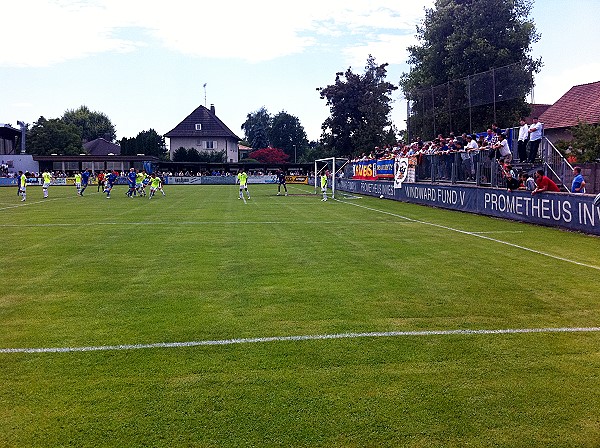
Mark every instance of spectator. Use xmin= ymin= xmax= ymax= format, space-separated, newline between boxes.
xmin=502 ymin=165 xmax=520 ymax=191
xmin=527 ymin=117 xmax=543 ymax=163
xmin=517 ymin=118 xmax=529 ymax=162
xmin=493 ymin=133 xmax=512 ymax=164
xmin=532 ymin=169 xmax=560 ymax=195
xmin=525 ymin=172 xmax=536 ymax=191
xmin=571 ymin=166 xmax=586 ymax=193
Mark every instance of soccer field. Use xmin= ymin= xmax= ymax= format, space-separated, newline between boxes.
xmin=1 ymin=183 xmax=600 ymax=447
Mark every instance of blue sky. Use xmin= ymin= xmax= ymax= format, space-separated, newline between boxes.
xmin=1 ymin=0 xmax=599 ymax=144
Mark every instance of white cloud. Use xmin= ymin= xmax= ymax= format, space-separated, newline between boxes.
xmin=1 ymin=0 xmax=432 ymax=67
xmin=343 ymin=33 xmax=418 ymax=68
xmin=534 ymin=63 xmax=600 ymax=105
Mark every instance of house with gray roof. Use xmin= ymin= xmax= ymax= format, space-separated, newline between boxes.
xmin=165 ymin=104 xmax=241 ymax=163
xmin=83 ymin=138 xmax=121 ymax=156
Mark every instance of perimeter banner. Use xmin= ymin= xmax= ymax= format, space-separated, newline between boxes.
xmin=375 ymin=159 xmax=394 ymax=179
xmin=286 ymin=175 xmax=308 ymax=184
xmin=352 ymin=159 xmax=377 ymax=180
xmin=336 ymin=179 xmax=600 ymax=235
xmin=394 ymin=158 xmax=409 ymax=188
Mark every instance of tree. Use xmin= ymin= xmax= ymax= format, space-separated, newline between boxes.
xmin=556 ymin=121 xmax=600 ymax=163
xmin=318 ymin=55 xmax=398 ymax=157
xmin=172 ymin=147 xmax=189 ymax=162
xmin=26 ymin=116 xmax=83 ymax=155
xmin=120 ymin=129 xmax=166 ymax=158
xmin=400 ymin=0 xmax=541 ymax=138
xmin=241 ymin=107 xmax=271 ymax=150
xmin=62 ymin=105 xmax=117 ymax=142
xmin=269 ymin=111 xmax=309 ymax=163
xmin=248 ymin=147 xmax=289 ymax=164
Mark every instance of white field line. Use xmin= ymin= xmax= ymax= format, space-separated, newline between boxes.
xmin=0 ymin=191 xmax=100 ymax=211
xmin=336 ymin=198 xmax=600 ymax=271
xmin=2 ymin=327 xmax=599 ymax=354
xmin=0 ymin=220 xmax=412 ymax=228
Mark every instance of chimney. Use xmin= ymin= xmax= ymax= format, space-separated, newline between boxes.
xmin=210 ymin=104 xmax=215 ymax=114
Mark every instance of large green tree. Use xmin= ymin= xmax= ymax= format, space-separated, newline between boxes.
xmin=241 ymin=107 xmax=271 ymax=150
xmin=62 ymin=105 xmax=117 ymax=142
xmin=318 ymin=55 xmax=398 ymax=157
xmin=26 ymin=116 xmax=83 ymax=155
xmin=400 ymin=0 xmax=542 ymax=139
xmin=120 ymin=129 xmax=166 ymax=158
xmin=269 ymin=111 xmax=309 ymax=163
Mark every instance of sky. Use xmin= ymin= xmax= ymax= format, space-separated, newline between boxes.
xmin=1 ymin=0 xmax=600 ymax=145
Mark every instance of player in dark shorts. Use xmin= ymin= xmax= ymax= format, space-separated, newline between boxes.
xmin=276 ymin=170 xmax=288 ymax=196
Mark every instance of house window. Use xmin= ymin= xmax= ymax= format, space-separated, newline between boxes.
xmin=204 ymin=141 xmax=217 ymax=150
xmin=195 ymin=124 xmax=202 ymax=131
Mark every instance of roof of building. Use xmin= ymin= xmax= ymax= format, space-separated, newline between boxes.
xmin=164 ymin=105 xmax=240 ymax=140
xmin=526 ymin=104 xmax=552 ymax=122
xmin=83 ymin=138 xmax=121 ymax=156
xmin=539 ymin=81 xmax=600 ymax=129
xmin=0 ymin=123 xmax=20 ymax=139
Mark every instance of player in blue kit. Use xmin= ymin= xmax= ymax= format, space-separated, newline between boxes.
xmin=104 ymin=170 xmax=118 ymax=198
xmin=126 ymin=168 xmax=137 ymax=198
xmin=79 ymin=169 xmax=91 ymax=196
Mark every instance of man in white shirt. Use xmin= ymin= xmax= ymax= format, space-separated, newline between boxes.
xmin=527 ymin=117 xmax=543 ymax=163
xmin=517 ymin=118 xmax=529 ymax=162
xmin=494 ymin=133 xmax=512 ymax=164
xmin=461 ymin=134 xmax=479 ymax=180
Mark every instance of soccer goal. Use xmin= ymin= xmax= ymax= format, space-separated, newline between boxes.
xmin=314 ymin=157 xmax=350 ymax=199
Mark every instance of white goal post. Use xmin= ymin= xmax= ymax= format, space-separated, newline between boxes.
xmin=314 ymin=157 xmax=350 ymax=199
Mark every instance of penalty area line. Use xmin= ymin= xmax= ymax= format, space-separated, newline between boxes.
xmin=2 ymin=326 xmax=600 ymax=354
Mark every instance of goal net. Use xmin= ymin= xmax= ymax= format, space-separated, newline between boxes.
xmin=314 ymin=157 xmax=350 ymax=199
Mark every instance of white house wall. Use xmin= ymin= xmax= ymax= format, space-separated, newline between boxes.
xmin=169 ymin=137 xmax=239 ymax=162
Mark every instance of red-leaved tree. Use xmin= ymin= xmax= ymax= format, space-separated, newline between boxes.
xmin=248 ymin=147 xmax=289 ymax=164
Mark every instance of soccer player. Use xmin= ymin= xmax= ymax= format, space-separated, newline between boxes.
xmin=148 ymin=174 xmax=162 ymax=199
xmin=126 ymin=168 xmax=137 ymax=198
xmin=320 ymin=170 xmax=329 ymax=201
xmin=80 ymin=169 xmax=91 ymax=196
xmin=74 ymin=171 xmax=82 ymax=195
xmin=136 ymin=170 xmax=147 ymax=197
xmin=41 ymin=170 xmax=53 ymax=199
xmin=104 ymin=170 xmax=118 ymax=198
xmin=237 ymin=168 xmax=250 ymax=200
xmin=156 ymin=173 xmax=166 ymax=196
xmin=276 ymin=170 xmax=288 ymax=196
xmin=18 ymin=170 xmax=27 ymax=201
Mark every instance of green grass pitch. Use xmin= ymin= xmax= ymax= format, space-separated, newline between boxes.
xmin=1 ymin=183 xmax=600 ymax=447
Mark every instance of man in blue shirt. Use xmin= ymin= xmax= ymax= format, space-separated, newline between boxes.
xmin=571 ymin=166 xmax=586 ymax=193
xmin=105 ymin=171 xmax=118 ymax=198
xmin=79 ymin=169 xmax=91 ymax=196
xmin=126 ymin=168 xmax=137 ymax=198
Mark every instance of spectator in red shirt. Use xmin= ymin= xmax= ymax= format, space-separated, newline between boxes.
xmin=532 ymin=169 xmax=560 ymax=195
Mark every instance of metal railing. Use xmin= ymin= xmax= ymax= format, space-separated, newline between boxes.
xmin=541 ymin=137 xmax=573 ymax=192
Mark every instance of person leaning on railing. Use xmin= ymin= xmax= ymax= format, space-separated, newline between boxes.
xmin=532 ymin=169 xmax=560 ymax=195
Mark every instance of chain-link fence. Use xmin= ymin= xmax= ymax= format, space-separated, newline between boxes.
xmin=407 ymin=63 xmax=533 ymax=140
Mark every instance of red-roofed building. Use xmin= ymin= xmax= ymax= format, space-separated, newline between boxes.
xmin=539 ymin=81 xmax=600 ymax=144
